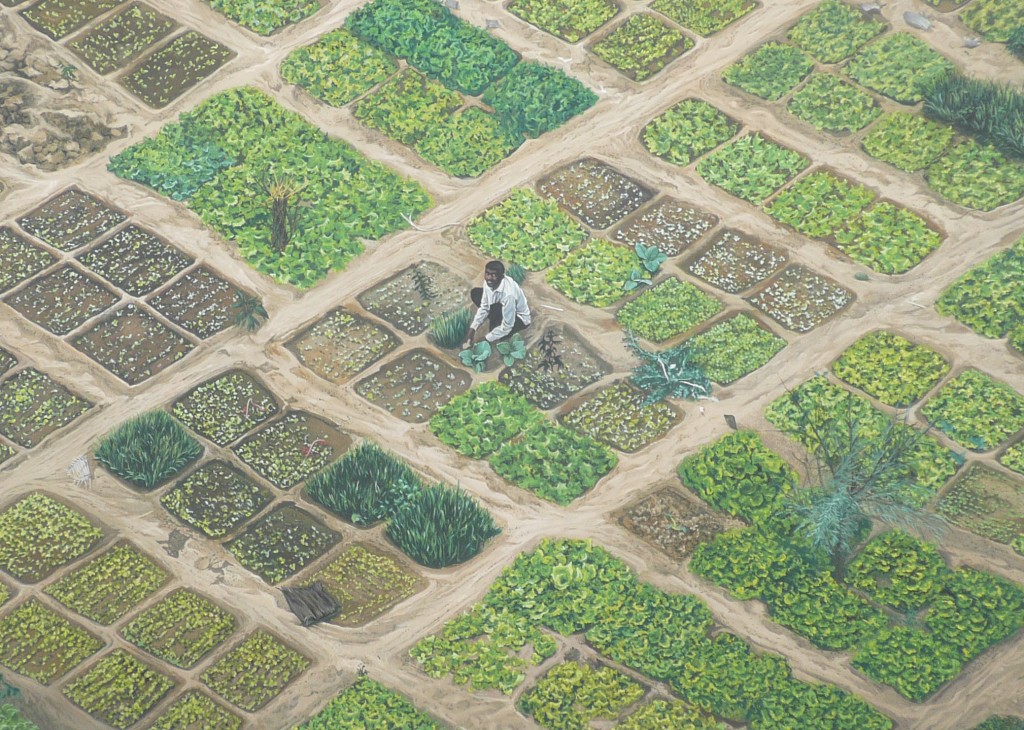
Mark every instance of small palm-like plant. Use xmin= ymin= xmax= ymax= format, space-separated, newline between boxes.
xmin=231 ymin=291 xmax=268 ymax=332
xmin=459 ymin=340 xmax=492 ymax=372
xmin=496 ymin=333 xmax=526 ymax=366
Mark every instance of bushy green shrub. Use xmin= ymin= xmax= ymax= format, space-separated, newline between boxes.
xmin=307 ymin=442 xmax=421 ymax=526
xmin=387 ymin=485 xmax=500 ymax=567
xmin=95 ymin=410 xmax=202 ymax=489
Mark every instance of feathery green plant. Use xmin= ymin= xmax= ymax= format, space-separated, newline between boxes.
xmin=429 ymin=307 xmax=472 ymax=349
xmin=386 ymin=484 xmax=500 ymax=567
xmin=624 ymin=332 xmax=712 ymax=404
xmin=95 ymin=411 xmax=202 ymax=489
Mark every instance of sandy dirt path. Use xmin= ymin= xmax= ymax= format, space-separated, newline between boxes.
xmin=1 ymin=0 xmax=1023 ymax=727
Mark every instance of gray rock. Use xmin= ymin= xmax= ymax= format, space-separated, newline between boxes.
xmin=904 ymin=11 xmax=932 ymax=30
xmin=860 ymin=2 xmax=882 ymax=11
xmin=963 ymin=37 xmax=981 ymax=48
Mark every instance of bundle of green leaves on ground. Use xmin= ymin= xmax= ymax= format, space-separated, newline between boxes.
xmin=489 ymin=421 xmax=617 ymax=505
xmin=923 ymin=72 xmax=1024 ymax=159
xmin=306 ymin=442 xmax=422 ymax=526
xmin=386 ymin=484 xmax=500 ymax=567
xmin=642 ymin=99 xmax=738 ymax=166
xmin=109 ymin=87 xmax=431 ymax=288
xmin=786 ymin=0 xmax=885 ymax=63
xmin=206 ymin=0 xmax=320 ymax=34
xmin=467 ymin=188 xmax=587 ymax=270
xmin=722 ymin=42 xmax=813 ymax=100
xmin=832 ymin=331 xmax=949 ymax=407
xmin=95 ymin=410 xmax=202 ymax=490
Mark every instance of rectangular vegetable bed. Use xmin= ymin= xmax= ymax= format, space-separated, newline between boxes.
xmin=16 ymin=188 xmax=126 ymax=251
xmin=498 ymin=325 xmax=610 ymax=409
xmin=233 ymin=411 xmax=351 ymax=489
xmin=538 ymin=158 xmax=654 ymax=229
xmin=356 ymin=348 xmax=471 ymax=423
xmin=78 ymin=224 xmax=192 ymax=296
xmin=357 ymin=261 xmax=467 ymax=335
xmin=0 ymin=369 xmax=92 ymax=447
xmin=4 ymin=265 xmax=119 ymax=336
xmin=289 ymin=308 xmax=400 ymax=385
xmin=120 ymin=30 xmax=235 ymax=108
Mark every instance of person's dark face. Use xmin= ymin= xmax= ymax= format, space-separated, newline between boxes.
xmin=484 ymin=268 xmax=503 ymax=289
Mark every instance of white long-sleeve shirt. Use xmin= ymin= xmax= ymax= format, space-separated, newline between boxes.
xmin=471 ymin=277 xmax=531 ymax=342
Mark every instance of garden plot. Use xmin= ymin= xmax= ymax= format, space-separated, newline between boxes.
xmin=686 ymin=229 xmax=785 ymax=293
xmin=357 ymin=261 xmax=467 ymax=335
xmin=19 ymin=0 xmax=124 ymax=39
xmin=45 ymin=541 xmax=168 ymax=624
xmin=233 ymin=411 xmax=351 ymax=489
xmin=280 ymin=27 xmax=396 ymax=106
xmin=467 ymin=189 xmax=588 ymax=271
xmin=67 ymin=2 xmax=177 ymax=74
xmin=201 ymin=631 xmax=310 ymax=711
xmin=616 ymin=277 xmax=723 ymax=343
xmin=172 ymin=370 xmax=279 ymax=446
xmin=64 ymin=650 xmax=174 ymax=729
xmin=786 ymin=74 xmax=880 ymax=133
xmin=861 ymin=113 xmax=953 ymax=173
xmin=747 ymin=265 xmax=852 ymax=333
xmin=0 ymin=492 xmax=102 ymax=584
xmin=0 ymin=227 xmax=56 ymax=294
xmin=651 ymin=0 xmax=756 ymax=35
xmin=0 ymin=599 xmax=102 ymax=683
xmin=110 ymin=87 xmax=431 ymax=288
xmin=4 ymin=265 xmax=118 ymax=336
xmin=412 ymin=538 xmax=892 ymax=728
xmin=122 ymin=589 xmax=235 ymax=668
xmin=588 ymin=13 xmax=692 ymax=82
xmin=299 ymin=543 xmax=423 ymax=626
xmin=289 ymin=308 xmax=399 ymax=384
xmin=120 ymin=30 xmax=235 ymax=108
xmin=95 ymin=410 xmax=201 ymax=491
xmin=78 ymin=224 xmax=192 ymax=296
xmin=962 ymin=0 xmax=1024 ymax=41
xmin=227 ymin=503 xmax=340 ymax=583
xmin=297 ymin=677 xmax=441 ymax=728
xmin=16 ymin=188 xmax=125 ymax=252
xmin=560 ymin=381 xmax=680 ymax=452
xmin=499 ymin=325 xmax=610 ymax=409
xmin=0 ymin=368 xmax=91 ymax=448
xmin=937 ymin=464 xmax=1024 ymax=550
xmin=921 ymin=369 xmax=1024 ymax=452
xmin=767 ymin=170 xmax=875 ymax=240
xmin=507 ymin=0 xmax=618 ymax=42
xmin=161 ymin=460 xmax=272 ymax=538
xmin=619 ymin=486 xmax=732 ymax=559
xmin=924 ymin=139 xmax=1024 ymax=212
xmin=204 ymin=0 xmax=322 ymax=35
xmin=643 ymin=99 xmax=739 ymax=168
xmin=147 ymin=267 xmax=241 ymax=339
xmin=546 ymin=239 xmax=639 ymax=307
xmin=150 ymin=692 xmax=242 ymax=730
xmin=844 ymin=32 xmax=954 ymax=105
xmin=356 ymin=348 xmax=471 ymax=423
xmin=937 ymin=236 xmax=1024 ymax=343
xmin=834 ymin=202 xmax=943 ymax=275
xmin=72 ymin=303 xmax=194 ymax=385
xmin=612 ymin=197 xmax=718 ymax=257
xmin=538 ymin=159 xmax=654 ymax=230
xmin=832 ymin=330 xmax=949 ymax=407
xmin=786 ymin=0 xmax=885 ymax=63
xmin=723 ymin=42 xmax=813 ymax=100
xmin=430 ymin=382 xmax=541 ymax=460
xmin=697 ymin=133 xmax=809 ymax=204
xmin=519 ymin=659 xmax=645 ymax=728
xmin=686 ymin=313 xmax=786 ymax=384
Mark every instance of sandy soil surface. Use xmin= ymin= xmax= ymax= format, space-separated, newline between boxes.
xmin=1 ymin=0 xmax=1023 ymax=727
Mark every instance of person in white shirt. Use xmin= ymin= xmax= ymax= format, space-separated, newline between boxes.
xmin=463 ymin=260 xmax=531 ymax=348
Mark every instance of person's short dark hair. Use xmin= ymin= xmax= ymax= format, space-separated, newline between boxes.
xmin=485 ymin=260 xmax=505 ymax=277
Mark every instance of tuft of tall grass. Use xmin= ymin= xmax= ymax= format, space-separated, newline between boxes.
xmin=386 ymin=485 xmax=500 ymax=568
xmin=507 ymin=263 xmax=526 ymax=284
xmin=429 ymin=306 xmax=472 ymax=349
xmin=922 ymin=72 xmax=1024 ymax=159
xmin=306 ymin=442 xmax=421 ymax=526
xmin=1010 ymin=26 xmax=1024 ymax=61
xmin=95 ymin=411 xmax=202 ymax=490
